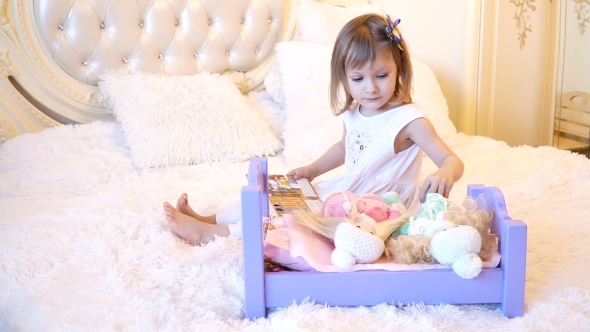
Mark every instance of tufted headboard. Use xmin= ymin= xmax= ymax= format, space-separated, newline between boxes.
xmin=34 ymin=0 xmax=287 ymax=86
xmin=0 ymin=0 xmax=298 ymax=141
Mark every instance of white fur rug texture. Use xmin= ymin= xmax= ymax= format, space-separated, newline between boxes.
xmin=1 ymin=119 xmax=590 ymax=331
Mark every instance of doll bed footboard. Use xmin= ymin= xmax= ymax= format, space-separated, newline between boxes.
xmin=241 ymin=158 xmax=527 ymax=319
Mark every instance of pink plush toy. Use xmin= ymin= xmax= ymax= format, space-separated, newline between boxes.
xmin=322 ymin=191 xmax=403 ymax=223
xmin=292 ymin=191 xmax=410 ymax=269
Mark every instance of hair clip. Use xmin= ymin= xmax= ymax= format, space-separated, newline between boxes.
xmin=384 ymin=15 xmax=404 ymax=52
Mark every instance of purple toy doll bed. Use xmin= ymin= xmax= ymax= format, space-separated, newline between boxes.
xmin=241 ymin=157 xmax=527 ymax=319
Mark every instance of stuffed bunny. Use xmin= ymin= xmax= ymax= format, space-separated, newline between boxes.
xmin=330 ymin=215 xmax=386 ymax=269
xmin=389 ymin=193 xmax=485 ymax=279
xmin=419 ymin=218 xmax=483 ymax=279
xmin=296 ymin=191 xmax=408 ymax=270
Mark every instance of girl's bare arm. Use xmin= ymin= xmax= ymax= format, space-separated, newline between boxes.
xmin=288 ymin=123 xmax=347 ymax=182
xmin=404 ymin=118 xmax=464 ymax=201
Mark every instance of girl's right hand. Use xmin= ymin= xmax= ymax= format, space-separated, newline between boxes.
xmin=287 ymin=167 xmax=314 ymax=181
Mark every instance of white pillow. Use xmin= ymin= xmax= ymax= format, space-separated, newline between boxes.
xmin=265 ymin=0 xmax=381 ymax=105
xmin=274 ymin=41 xmax=457 ymax=166
xmin=275 ymin=42 xmax=342 ymax=166
xmin=294 ymin=0 xmax=383 ymax=44
xmin=263 ymin=60 xmax=286 ymax=107
xmin=99 ymin=71 xmax=282 ymax=169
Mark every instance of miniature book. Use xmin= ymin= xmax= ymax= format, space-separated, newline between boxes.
xmin=267 ymin=175 xmax=322 ymax=217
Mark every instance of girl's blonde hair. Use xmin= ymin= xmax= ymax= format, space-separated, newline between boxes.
xmin=330 ymin=14 xmax=413 ymax=115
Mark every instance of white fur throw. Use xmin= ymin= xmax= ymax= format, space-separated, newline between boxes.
xmin=99 ymin=71 xmax=282 ymax=169
xmin=3 ymin=119 xmax=590 ymax=330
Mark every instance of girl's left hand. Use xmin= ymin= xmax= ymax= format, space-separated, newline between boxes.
xmin=419 ymin=168 xmax=456 ymax=202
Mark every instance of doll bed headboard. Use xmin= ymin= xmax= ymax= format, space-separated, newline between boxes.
xmin=0 ymin=0 xmax=295 ymax=141
xmin=241 ymin=157 xmax=528 ymax=319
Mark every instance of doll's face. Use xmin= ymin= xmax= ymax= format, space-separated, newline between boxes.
xmin=353 ymin=222 xmax=374 ymax=234
xmin=351 ymin=215 xmax=377 ymax=234
xmin=430 ymin=225 xmax=482 ymax=264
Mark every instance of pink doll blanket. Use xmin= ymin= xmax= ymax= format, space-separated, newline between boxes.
xmin=263 ymin=215 xmax=501 ymax=273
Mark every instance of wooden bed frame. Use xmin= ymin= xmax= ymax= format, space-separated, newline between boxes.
xmin=241 ymin=157 xmax=527 ymax=319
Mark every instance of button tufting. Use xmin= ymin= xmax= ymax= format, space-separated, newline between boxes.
xmin=38 ymin=1 xmax=283 ymax=86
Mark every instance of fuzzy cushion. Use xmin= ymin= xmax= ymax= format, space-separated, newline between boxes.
xmin=99 ymin=71 xmax=282 ymax=169
xmin=294 ymin=0 xmax=383 ymax=44
xmin=272 ymin=41 xmax=458 ymax=165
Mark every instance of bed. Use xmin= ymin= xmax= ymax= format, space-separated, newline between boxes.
xmin=2 ymin=0 xmax=590 ymax=331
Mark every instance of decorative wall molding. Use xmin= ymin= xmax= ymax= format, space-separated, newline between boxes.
xmin=84 ymin=91 xmax=107 ymax=107
xmin=0 ymin=0 xmax=8 ymax=26
xmin=0 ymin=113 xmax=15 ymax=143
xmin=510 ymin=0 xmax=537 ymax=49
xmin=0 ymin=47 xmax=18 ymax=77
xmin=574 ymin=0 xmax=590 ymax=34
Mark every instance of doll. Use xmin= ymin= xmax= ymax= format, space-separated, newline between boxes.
xmin=296 ymin=191 xmax=409 ymax=241
xmin=292 ymin=191 xmax=410 ymax=268
xmin=385 ymin=194 xmax=498 ymax=267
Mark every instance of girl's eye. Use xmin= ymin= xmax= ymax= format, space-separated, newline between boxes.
xmin=351 ymin=77 xmax=362 ymax=82
xmin=377 ymin=74 xmax=388 ymax=79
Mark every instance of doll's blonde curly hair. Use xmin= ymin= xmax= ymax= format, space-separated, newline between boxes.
xmin=384 ymin=197 xmax=498 ymax=264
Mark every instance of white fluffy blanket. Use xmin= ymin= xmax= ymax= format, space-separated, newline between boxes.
xmin=1 ymin=120 xmax=590 ymax=331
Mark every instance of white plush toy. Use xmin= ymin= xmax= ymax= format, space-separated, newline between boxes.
xmin=386 ymin=193 xmax=493 ymax=279
xmin=293 ymin=192 xmax=408 ymax=270
xmin=421 ymin=219 xmax=483 ymax=279
xmin=330 ymin=215 xmax=385 ymax=269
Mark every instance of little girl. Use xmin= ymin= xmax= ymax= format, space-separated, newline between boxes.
xmin=163 ymin=14 xmax=464 ymax=245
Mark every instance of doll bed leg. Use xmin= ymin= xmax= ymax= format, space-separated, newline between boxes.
xmin=499 ymin=218 xmax=527 ymax=317
xmin=242 ymin=158 xmax=268 ymax=319
xmin=467 ymin=184 xmax=527 ymax=318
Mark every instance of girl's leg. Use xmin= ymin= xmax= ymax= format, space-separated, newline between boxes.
xmin=176 ymin=193 xmax=217 ymax=224
xmin=163 ymin=202 xmax=229 ymax=245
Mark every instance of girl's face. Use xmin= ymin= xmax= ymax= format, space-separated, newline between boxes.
xmin=345 ymin=51 xmax=398 ymax=116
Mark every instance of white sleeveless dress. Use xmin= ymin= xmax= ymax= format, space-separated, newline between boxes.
xmin=314 ymin=103 xmax=426 ymax=214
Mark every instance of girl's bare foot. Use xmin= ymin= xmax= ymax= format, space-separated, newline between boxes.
xmin=176 ymin=193 xmax=216 ymax=224
xmin=163 ymin=202 xmax=229 ymax=245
